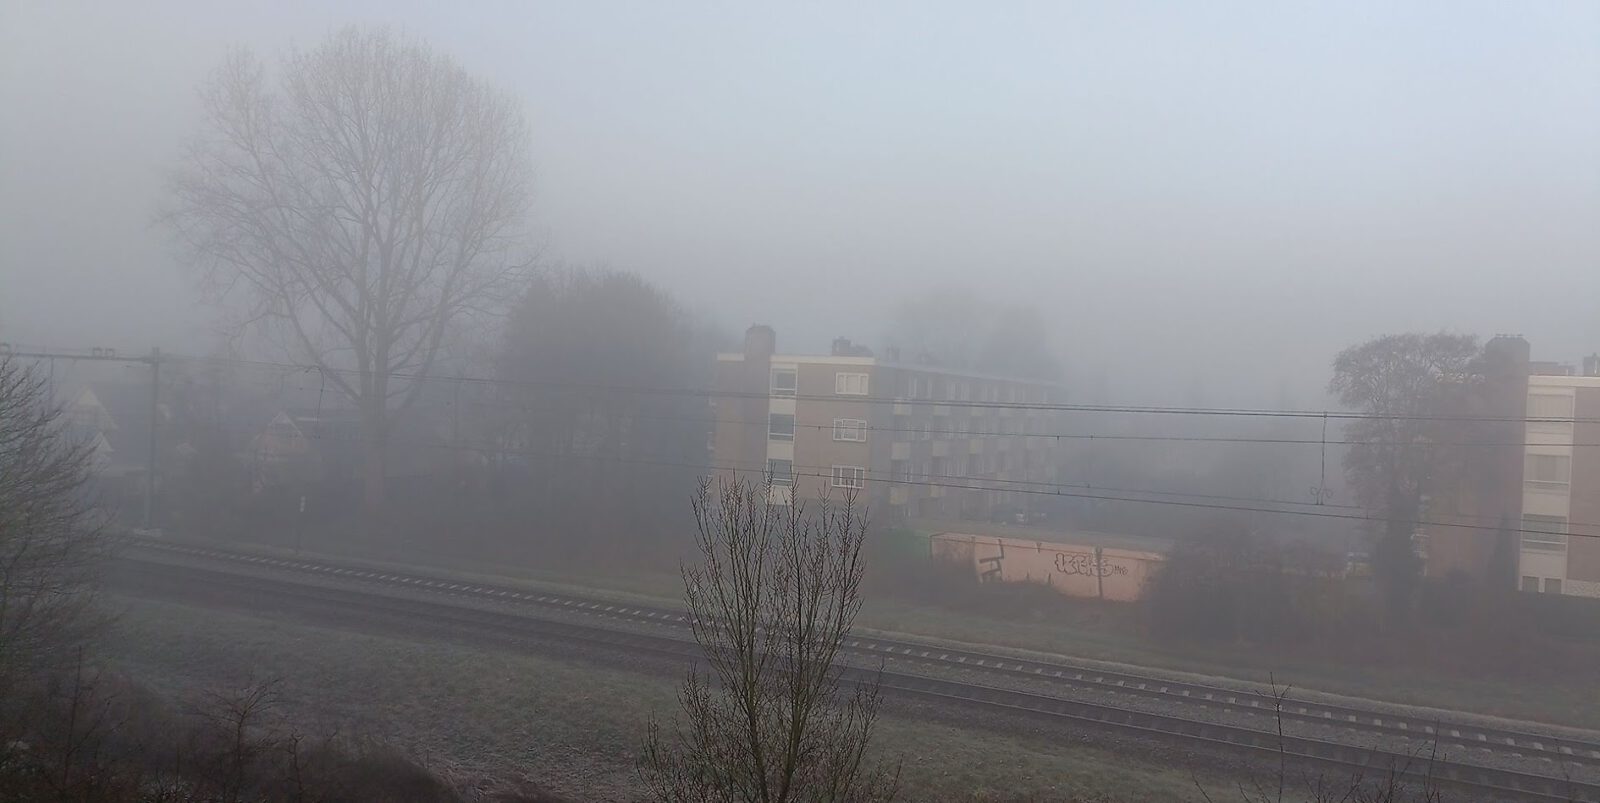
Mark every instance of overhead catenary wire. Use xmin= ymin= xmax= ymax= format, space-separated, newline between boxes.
xmin=593 ymin=410 xmax=1600 ymax=449
xmin=17 ymin=346 xmax=1591 ymax=536
xmin=228 ymin=418 xmax=1600 ymax=543
xmin=32 ymin=353 xmax=1590 ymax=449
xmin=142 ymin=351 xmax=1600 ymax=426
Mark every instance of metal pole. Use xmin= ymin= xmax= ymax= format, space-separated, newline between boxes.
xmin=142 ymin=347 xmax=160 ymax=530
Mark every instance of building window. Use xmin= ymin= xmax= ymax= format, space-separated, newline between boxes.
xmin=767 ymin=458 xmax=793 ymax=485
xmin=832 ymin=418 xmax=867 ymax=442
xmin=1525 ymin=454 xmax=1571 ymax=487
xmin=771 ymin=367 xmax=797 ymax=396
xmin=1521 ymin=575 xmax=1538 ymax=592
xmin=831 ymin=465 xmax=865 ymax=489
xmin=1528 ymin=394 xmax=1574 ymax=420
xmin=1521 ymin=514 xmax=1568 ymax=551
xmin=904 ymin=375 xmax=922 ymax=399
xmin=835 ymin=372 xmax=869 ymax=396
xmin=889 ymin=459 xmax=908 ymax=482
xmin=1544 ymin=578 xmax=1564 ymax=595
xmin=768 ymin=413 xmax=795 ymax=441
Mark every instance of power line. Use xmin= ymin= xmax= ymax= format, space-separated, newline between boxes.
xmin=15 ymin=348 xmax=1574 ymax=537
xmin=605 ymin=410 xmax=1600 ymax=449
xmin=32 ymin=351 xmax=1589 ymax=448
xmin=146 ymin=351 xmax=1600 ymax=426
xmin=225 ymin=419 xmax=1600 ymax=543
xmin=186 ymin=415 xmax=1380 ymax=517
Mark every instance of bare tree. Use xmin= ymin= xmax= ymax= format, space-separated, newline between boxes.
xmin=1329 ymin=332 xmax=1480 ymax=622
xmin=0 ymin=357 xmax=106 ymax=699
xmin=641 ymin=477 xmax=898 ymax=803
xmin=165 ymin=27 xmax=534 ymax=514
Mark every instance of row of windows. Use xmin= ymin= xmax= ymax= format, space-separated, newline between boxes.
xmin=1521 ymin=576 xmax=1563 ymax=594
xmin=891 ymin=414 xmax=1045 ymax=438
xmin=770 ymin=368 xmax=870 ymax=397
xmin=889 ymin=453 xmax=1015 ymax=480
xmin=763 ymin=459 xmax=864 ymax=490
xmin=772 ymin=367 xmax=1050 ymax=403
xmin=769 ymin=412 xmax=1049 ymax=443
xmin=900 ymin=375 xmax=1049 ymax=404
xmin=768 ymin=414 xmax=868 ymax=442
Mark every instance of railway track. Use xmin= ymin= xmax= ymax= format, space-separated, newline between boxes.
xmin=115 ymin=540 xmax=1600 ymax=802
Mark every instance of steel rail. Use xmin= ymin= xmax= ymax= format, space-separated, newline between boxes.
xmin=118 ymin=539 xmax=1600 ymax=767
xmin=111 ymin=552 xmax=1599 ymax=802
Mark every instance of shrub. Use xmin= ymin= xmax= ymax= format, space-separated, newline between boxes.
xmin=1144 ymin=528 xmax=1349 ymax=645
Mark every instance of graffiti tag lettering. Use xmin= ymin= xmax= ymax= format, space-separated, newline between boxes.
xmin=1053 ymin=551 xmax=1128 ymax=577
xmin=977 ymin=554 xmax=1004 ymax=582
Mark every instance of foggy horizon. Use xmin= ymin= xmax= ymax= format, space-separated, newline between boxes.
xmin=7 ymin=7 xmax=1600 ymax=800
xmin=4 ymin=1 xmax=1599 ymax=406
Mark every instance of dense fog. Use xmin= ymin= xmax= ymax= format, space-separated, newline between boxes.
xmin=4 ymin=4 xmax=1600 ymax=802
xmin=5 ymin=2 xmax=1598 ymax=406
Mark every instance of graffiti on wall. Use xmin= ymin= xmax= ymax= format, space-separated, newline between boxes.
xmin=1053 ymin=551 xmax=1130 ymax=578
xmin=931 ymin=532 xmax=1164 ymax=602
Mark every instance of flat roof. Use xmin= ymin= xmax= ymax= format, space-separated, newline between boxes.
xmin=717 ymin=353 xmax=1063 ymax=387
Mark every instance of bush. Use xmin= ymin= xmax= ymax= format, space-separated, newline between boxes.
xmin=0 ymin=667 xmax=469 ymax=803
xmin=1144 ymin=528 xmax=1352 ymax=645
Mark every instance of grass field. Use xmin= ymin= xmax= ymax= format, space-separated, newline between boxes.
xmin=101 ymin=594 xmax=1239 ymax=802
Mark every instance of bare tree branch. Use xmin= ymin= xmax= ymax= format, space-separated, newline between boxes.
xmin=641 ymin=476 xmax=900 ymax=803
xmin=163 ymin=27 xmax=533 ymax=513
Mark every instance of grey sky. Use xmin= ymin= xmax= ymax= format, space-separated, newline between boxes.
xmin=3 ymin=1 xmax=1597 ymax=404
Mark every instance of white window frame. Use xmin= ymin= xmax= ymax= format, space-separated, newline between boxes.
xmin=831 ymin=464 xmax=865 ymax=489
xmin=1525 ymin=454 xmax=1571 ymax=487
xmin=768 ymin=413 xmax=795 ymax=441
xmin=835 ymin=372 xmax=870 ymax=396
xmin=767 ymin=458 xmax=794 ymax=485
xmin=1521 ymin=514 xmax=1568 ymax=552
xmin=1528 ymin=394 xmax=1574 ymax=420
xmin=771 ymin=367 xmax=797 ymax=397
xmin=832 ymin=418 xmax=867 ymax=442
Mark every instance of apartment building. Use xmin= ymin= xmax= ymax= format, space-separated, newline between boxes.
xmin=1511 ymin=367 xmax=1600 ymax=596
xmin=710 ymin=326 xmax=1064 ymax=522
xmin=1424 ymin=336 xmax=1600 ymax=598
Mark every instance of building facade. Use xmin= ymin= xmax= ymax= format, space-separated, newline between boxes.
xmin=1424 ymin=337 xmax=1600 ymax=598
xmin=710 ymin=326 xmax=1064 ymax=523
xmin=1511 ymin=371 xmax=1600 ymax=596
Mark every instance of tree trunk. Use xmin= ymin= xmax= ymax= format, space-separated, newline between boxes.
xmin=362 ymin=398 xmax=388 ymax=527
xmin=363 ymin=437 xmax=386 ymax=522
